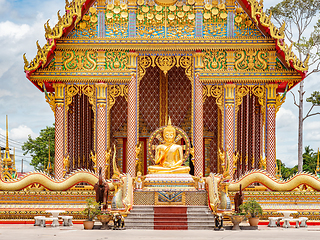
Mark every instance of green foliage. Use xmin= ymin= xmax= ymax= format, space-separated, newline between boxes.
xmin=277 ymin=146 xmax=319 ymax=179
xmin=22 ymin=125 xmax=55 ymax=171
xmin=276 ymin=159 xmax=298 ymax=180
xmin=239 ymin=199 xmax=263 ymax=218
xmin=302 ymin=146 xmax=319 ymax=173
xmin=81 ymin=198 xmax=101 ymax=221
xmin=306 ymin=91 xmax=320 ymax=105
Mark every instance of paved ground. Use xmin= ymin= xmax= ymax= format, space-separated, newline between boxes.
xmin=1 ymin=224 xmax=320 ymax=240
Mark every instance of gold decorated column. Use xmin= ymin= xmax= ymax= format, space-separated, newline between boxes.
xmin=224 ymin=84 xmax=236 ymax=179
xmin=266 ymin=84 xmax=277 ymax=176
xmin=127 ymin=52 xmax=139 ymax=177
xmin=194 ymin=51 xmax=204 ymax=176
xmin=53 ymin=83 xmax=65 ymax=180
xmin=96 ymin=83 xmax=107 ymax=179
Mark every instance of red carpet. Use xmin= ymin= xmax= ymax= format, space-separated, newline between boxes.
xmin=154 ymin=206 xmax=188 ymax=230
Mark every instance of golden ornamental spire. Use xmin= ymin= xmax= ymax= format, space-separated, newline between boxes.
xmin=316 ymin=148 xmax=320 ymax=176
xmin=5 ymin=115 xmax=9 ymax=151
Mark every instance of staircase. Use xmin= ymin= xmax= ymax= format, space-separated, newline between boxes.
xmin=125 ymin=206 xmax=215 ymax=230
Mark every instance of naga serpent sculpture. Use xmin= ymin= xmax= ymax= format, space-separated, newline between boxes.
xmin=0 ymin=170 xmax=114 ymax=191
xmin=0 ymin=169 xmax=319 ymax=194
xmin=229 ymin=170 xmax=320 ymax=192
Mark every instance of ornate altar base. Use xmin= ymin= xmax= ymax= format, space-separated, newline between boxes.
xmin=133 ymin=190 xmax=208 ymax=206
xmin=143 ymin=174 xmax=196 ymax=191
xmin=134 ymin=173 xmax=207 ymax=206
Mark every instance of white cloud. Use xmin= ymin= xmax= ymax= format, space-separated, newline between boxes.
xmin=276 ymin=107 xmax=297 ymax=130
xmin=305 ymin=131 xmax=320 ymax=141
xmin=0 ymin=21 xmax=30 ymax=41
xmin=304 ymin=121 xmax=320 ymax=131
xmin=0 ymin=125 xmax=38 ymax=142
xmin=11 ymin=125 xmax=38 ymax=141
xmin=0 ymin=0 xmax=9 ymax=14
xmin=0 ymin=89 xmax=13 ymax=98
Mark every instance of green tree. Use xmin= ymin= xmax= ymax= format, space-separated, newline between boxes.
xmin=276 ymin=159 xmax=298 ymax=180
xmin=22 ymin=125 xmax=55 ymax=171
xmin=277 ymin=146 xmax=319 ymax=179
xmin=302 ymin=145 xmax=318 ymax=173
xmin=269 ymin=0 xmax=320 ymax=172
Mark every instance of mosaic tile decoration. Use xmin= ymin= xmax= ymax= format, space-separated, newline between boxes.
xmin=267 ymin=105 xmax=276 ymax=176
xmin=168 ymin=66 xmax=191 ymax=127
xmin=203 ymin=96 xmax=219 ymax=173
xmin=133 ymin=190 xmax=207 ymax=206
xmin=236 ymin=95 xmax=263 ymax=177
xmin=127 ymin=74 xmax=137 ymax=177
xmin=97 ymin=105 xmax=106 ymax=178
xmin=55 ymin=105 xmax=64 ymax=180
xmin=67 ymin=95 xmax=94 ymax=172
xmin=194 ymin=75 xmax=203 ymax=176
xmin=139 ymin=66 xmax=160 ymax=132
xmin=110 ymin=95 xmax=128 ymax=175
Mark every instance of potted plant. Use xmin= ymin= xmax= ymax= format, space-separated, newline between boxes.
xmin=81 ymin=198 xmax=101 ymax=229
xmin=230 ymin=212 xmax=246 ymax=230
xmin=239 ymin=199 xmax=263 ymax=226
xmin=97 ymin=211 xmax=113 ymax=230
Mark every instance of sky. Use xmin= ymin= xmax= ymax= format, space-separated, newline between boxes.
xmin=0 ymin=0 xmax=319 ymax=173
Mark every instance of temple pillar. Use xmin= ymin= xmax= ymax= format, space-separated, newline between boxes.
xmin=194 ymin=0 xmax=204 ymax=38
xmin=53 ymin=83 xmax=65 ymax=180
xmin=194 ymin=51 xmax=204 ymax=176
xmin=224 ymin=84 xmax=236 ymax=179
xmin=96 ymin=83 xmax=107 ymax=179
xmin=266 ymin=84 xmax=277 ymax=176
xmin=127 ymin=52 xmax=138 ymax=177
xmin=226 ymin=0 xmax=235 ymax=37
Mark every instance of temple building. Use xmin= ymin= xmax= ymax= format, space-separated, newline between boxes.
xmin=23 ymin=0 xmax=308 ymax=181
xmin=0 ymin=116 xmax=17 ymax=180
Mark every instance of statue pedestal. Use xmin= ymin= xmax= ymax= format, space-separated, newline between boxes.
xmin=133 ymin=174 xmax=208 ymax=206
xmin=143 ymin=174 xmax=196 ymax=192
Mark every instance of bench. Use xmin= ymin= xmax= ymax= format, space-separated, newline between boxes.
xmin=281 ymin=218 xmax=293 ymax=228
xmin=299 ymin=217 xmax=308 ymax=227
xmin=281 ymin=218 xmax=302 ymax=228
xmin=61 ymin=216 xmax=73 ymax=226
xmin=268 ymin=217 xmax=283 ymax=227
xmin=39 ymin=217 xmax=59 ymax=227
xmin=34 ymin=216 xmax=45 ymax=226
xmin=290 ymin=219 xmax=300 ymax=228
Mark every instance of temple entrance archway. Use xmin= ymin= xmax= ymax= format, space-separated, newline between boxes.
xmin=139 ymin=63 xmax=192 ymax=174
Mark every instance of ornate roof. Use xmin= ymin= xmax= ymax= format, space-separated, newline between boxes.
xmin=23 ymin=0 xmax=308 ymax=91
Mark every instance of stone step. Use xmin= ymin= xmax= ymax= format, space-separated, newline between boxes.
xmin=154 ymin=213 xmax=188 ymax=218
xmin=126 ymin=213 xmax=154 ymax=217
xmin=125 ymin=226 xmax=154 ymax=229
xmin=125 ymin=218 xmax=154 ymax=223
xmin=131 ymin=207 xmax=154 ymax=211
xmin=187 ymin=218 xmax=216 ymax=222
xmin=125 ymin=222 xmax=154 ymax=226
xmin=154 ymin=225 xmax=188 ymax=230
xmin=187 ymin=222 xmax=215 ymax=226
xmin=154 ymin=220 xmax=188 ymax=225
xmin=188 ymin=226 xmax=215 ymax=230
xmin=188 ymin=215 xmax=214 ymax=219
xmin=126 ymin=205 xmax=215 ymax=230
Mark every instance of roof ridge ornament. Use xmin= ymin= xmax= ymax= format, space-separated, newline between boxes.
xmin=247 ymin=0 xmax=308 ymax=72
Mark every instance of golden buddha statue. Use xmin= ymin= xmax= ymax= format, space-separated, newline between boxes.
xmin=148 ymin=119 xmax=190 ymax=174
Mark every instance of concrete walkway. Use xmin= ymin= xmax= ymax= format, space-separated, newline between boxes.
xmin=1 ymin=224 xmax=320 ymax=240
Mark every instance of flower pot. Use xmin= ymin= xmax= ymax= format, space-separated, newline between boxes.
xmin=83 ymin=220 xmax=94 ymax=229
xmin=97 ymin=214 xmax=113 ymax=230
xmin=248 ymin=217 xmax=259 ymax=226
xmin=230 ymin=215 xmax=246 ymax=230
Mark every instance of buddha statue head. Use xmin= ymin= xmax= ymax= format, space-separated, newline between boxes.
xmin=163 ymin=117 xmax=176 ymax=144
